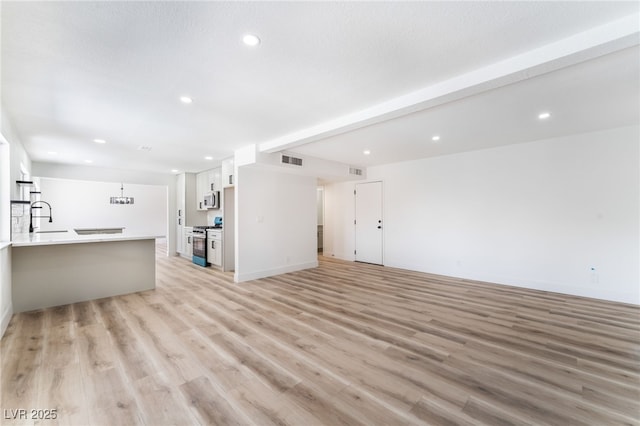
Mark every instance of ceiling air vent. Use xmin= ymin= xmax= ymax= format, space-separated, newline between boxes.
xmin=281 ymin=154 xmax=303 ymax=166
xmin=349 ymin=167 xmax=363 ymax=176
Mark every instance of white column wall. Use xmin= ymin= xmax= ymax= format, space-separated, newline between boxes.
xmin=235 ymin=165 xmax=318 ymax=282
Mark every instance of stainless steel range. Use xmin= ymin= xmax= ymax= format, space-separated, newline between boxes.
xmin=192 ymin=225 xmax=218 ymax=266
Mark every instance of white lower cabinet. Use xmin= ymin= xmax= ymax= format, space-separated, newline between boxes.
xmin=207 ymin=230 xmax=222 ymax=267
xmin=184 ymin=227 xmax=193 ymax=258
xmin=176 ymin=224 xmax=184 ymax=254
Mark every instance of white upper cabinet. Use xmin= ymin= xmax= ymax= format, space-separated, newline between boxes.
xmin=208 ymin=167 xmax=222 ymax=192
xmin=222 ymin=157 xmax=234 ymax=188
xmin=196 ymin=167 xmax=222 ymax=210
xmin=195 ymin=171 xmax=208 ymax=211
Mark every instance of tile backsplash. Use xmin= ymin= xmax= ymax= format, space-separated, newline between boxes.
xmin=11 ymin=204 xmax=29 ymax=235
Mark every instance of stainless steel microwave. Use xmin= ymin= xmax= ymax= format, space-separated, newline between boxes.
xmin=204 ymin=191 xmax=220 ymax=209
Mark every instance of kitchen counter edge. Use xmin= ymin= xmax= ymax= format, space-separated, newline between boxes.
xmin=11 ymin=233 xmax=164 ymax=247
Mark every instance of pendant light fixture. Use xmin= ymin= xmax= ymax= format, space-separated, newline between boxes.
xmin=110 ymin=183 xmax=134 ymax=205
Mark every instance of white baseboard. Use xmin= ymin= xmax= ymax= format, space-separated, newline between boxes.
xmin=235 ymin=260 xmax=319 ymax=283
xmin=323 ymin=251 xmax=355 ymax=262
xmin=386 ymin=259 xmax=640 ymax=305
xmin=1 ymin=304 xmax=13 ymax=339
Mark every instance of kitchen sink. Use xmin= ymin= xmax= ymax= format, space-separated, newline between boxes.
xmin=35 ymin=230 xmax=68 ymax=233
xmin=74 ymin=227 xmax=125 ymax=235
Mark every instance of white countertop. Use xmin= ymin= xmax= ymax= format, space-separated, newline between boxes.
xmin=11 ymin=231 xmax=163 ymax=247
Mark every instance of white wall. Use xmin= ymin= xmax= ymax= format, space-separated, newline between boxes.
xmin=323 ymin=126 xmax=639 ymax=304
xmin=0 ymin=247 xmax=11 ymax=336
xmin=0 ymin=138 xmax=10 ymax=336
xmin=1 ymin=106 xmax=32 ymax=337
xmin=1 ymin=142 xmax=10 ymax=242
xmin=3 ymin=107 xmax=33 ymax=236
xmin=33 ymin=162 xmax=175 ymax=186
xmin=35 ymin=178 xmax=167 ymax=236
xmin=3 ymin=110 xmax=32 ymax=202
xmin=235 ymin=165 xmax=318 ymax=282
xmin=33 ymin=162 xmax=176 ymax=252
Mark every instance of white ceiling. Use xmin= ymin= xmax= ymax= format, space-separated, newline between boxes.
xmin=1 ymin=1 xmax=639 ymax=175
xmin=294 ymin=46 xmax=640 ymax=167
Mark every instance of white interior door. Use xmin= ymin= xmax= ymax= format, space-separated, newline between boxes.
xmin=355 ymin=181 xmax=383 ymax=265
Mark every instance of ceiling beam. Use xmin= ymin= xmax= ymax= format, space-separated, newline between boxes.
xmin=259 ymin=13 xmax=640 ymax=154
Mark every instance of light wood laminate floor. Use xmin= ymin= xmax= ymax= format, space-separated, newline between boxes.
xmin=2 ymin=243 xmax=639 ymax=425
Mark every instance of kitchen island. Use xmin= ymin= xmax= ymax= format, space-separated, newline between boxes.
xmin=11 ymin=231 xmax=161 ymax=312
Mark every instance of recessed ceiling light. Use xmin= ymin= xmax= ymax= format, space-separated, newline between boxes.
xmin=180 ymin=96 xmax=193 ymax=104
xmin=243 ymin=34 xmax=261 ymax=46
xmin=204 ymin=156 xmax=213 ymax=160
xmin=538 ymin=112 xmax=551 ymax=120
xmin=432 ymin=135 xmax=441 ymax=142
xmin=171 ymin=169 xmax=179 ymax=173
xmin=84 ymin=159 xmax=93 ymax=163
xmin=93 ymin=138 xmax=106 ymax=144
xmin=363 ymin=150 xmax=371 ymax=155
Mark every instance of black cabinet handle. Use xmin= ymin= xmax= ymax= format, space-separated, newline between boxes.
xmin=377 ymin=226 xmax=382 ymax=229
xmin=211 ymin=241 xmax=214 ymax=249
xmin=188 ymin=236 xmax=191 ymax=243
xmin=178 ymin=218 xmax=181 ymax=225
